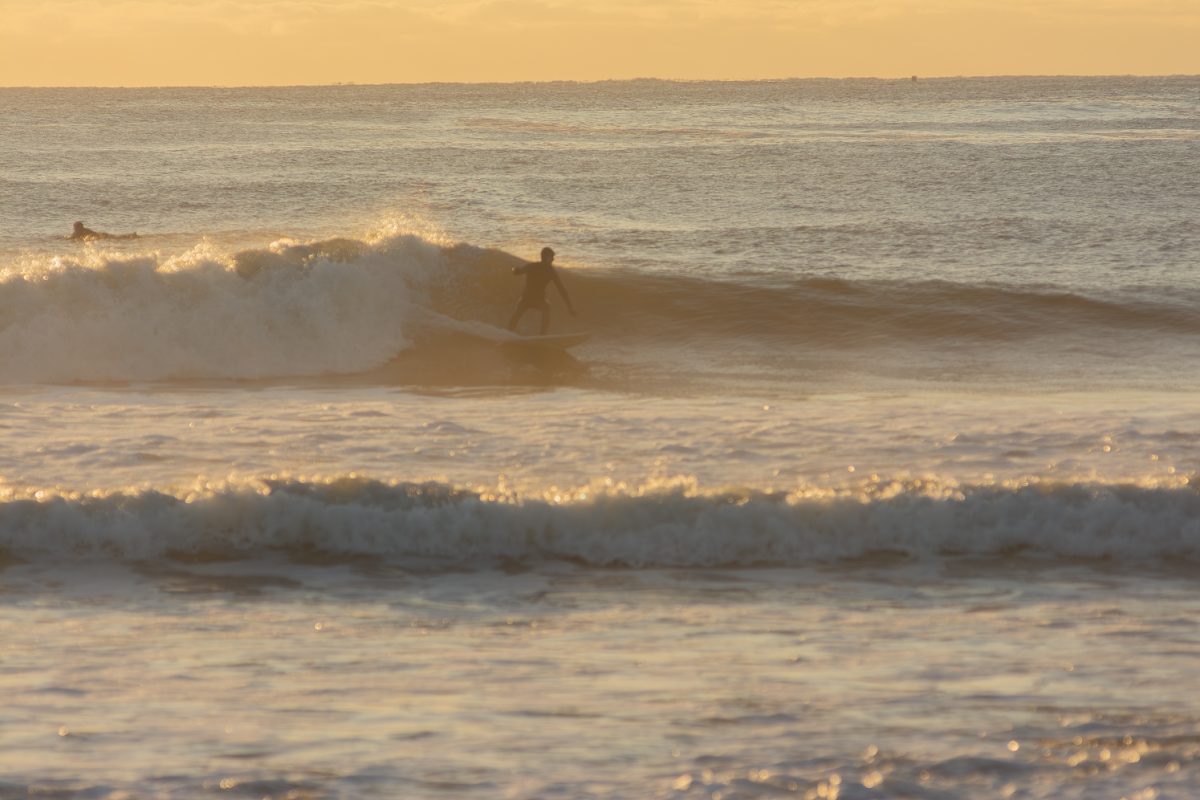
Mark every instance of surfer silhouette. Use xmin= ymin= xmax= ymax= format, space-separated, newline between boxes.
xmin=506 ymin=246 xmax=575 ymax=334
xmin=68 ymin=221 xmax=138 ymax=241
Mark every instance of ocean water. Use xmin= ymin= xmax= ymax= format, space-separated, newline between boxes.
xmin=1 ymin=76 xmax=1199 ymax=799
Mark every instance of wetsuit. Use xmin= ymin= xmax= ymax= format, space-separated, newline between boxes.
xmin=68 ymin=225 xmax=102 ymax=241
xmin=514 ymin=260 xmax=557 ymax=311
xmin=68 ymin=224 xmax=138 ymax=241
xmin=507 ymin=257 xmax=573 ymax=334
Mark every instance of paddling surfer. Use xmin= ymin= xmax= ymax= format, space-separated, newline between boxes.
xmin=506 ymin=246 xmax=575 ymax=334
xmin=68 ymin=221 xmax=138 ymax=241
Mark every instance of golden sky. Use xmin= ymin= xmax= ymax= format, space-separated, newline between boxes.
xmin=2 ymin=0 xmax=1197 ymax=86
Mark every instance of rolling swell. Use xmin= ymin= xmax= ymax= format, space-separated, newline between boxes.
xmin=522 ymin=271 xmax=1200 ymax=346
xmin=1 ymin=475 xmax=1198 ymax=567
xmin=1 ymin=230 xmax=1197 ymax=384
xmin=367 ymin=242 xmax=1200 ymax=352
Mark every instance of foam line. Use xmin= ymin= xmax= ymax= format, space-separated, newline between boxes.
xmin=2 ymin=476 xmax=1197 ymax=567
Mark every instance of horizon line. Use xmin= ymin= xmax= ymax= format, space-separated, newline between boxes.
xmin=2 ymin=72 xmax=1196 ymax=91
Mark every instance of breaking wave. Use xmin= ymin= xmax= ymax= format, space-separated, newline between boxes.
xmin=0 ymin=235 xmax=452 ymax=383
xmin=1 ymin=229 xmax=1198 ymax=384
xmin=2 ymin=475 xmax=1198 ymax=568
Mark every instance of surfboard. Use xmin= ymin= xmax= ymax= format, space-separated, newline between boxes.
xmin=502 ymin=332 xmax=591 ymax=351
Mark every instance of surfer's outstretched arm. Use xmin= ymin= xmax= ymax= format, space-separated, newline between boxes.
xmin=553 ymin=272 xmax=575 ymax=316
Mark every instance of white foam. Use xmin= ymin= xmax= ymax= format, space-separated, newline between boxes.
xmin=1 ymin=475 xmax=1197 ymax=567
xmin=0 ymin=235 xmax=448 ymax=382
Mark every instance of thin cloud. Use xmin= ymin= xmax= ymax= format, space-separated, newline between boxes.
xmin=7 ymin=0 xmax=1197 ymax=34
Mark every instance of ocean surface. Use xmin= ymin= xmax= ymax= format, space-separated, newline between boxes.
xmin=1 ymin=76 xmax=1199 ymax=799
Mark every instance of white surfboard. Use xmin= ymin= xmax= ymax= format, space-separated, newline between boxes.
xmin=422 ymin=316 xmax=589 ymax=351
xmin=501 ymin=332 xmax=591 ymax=350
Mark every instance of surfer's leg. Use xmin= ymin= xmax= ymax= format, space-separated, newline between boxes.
xmin=506 ymin=301 xmax=527 ymax=331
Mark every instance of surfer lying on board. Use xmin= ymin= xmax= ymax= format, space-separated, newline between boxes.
xmin=68 ymin=221 xmax=139 ymax=241
xmin=506 ymin=246 xmax=576 ymax=334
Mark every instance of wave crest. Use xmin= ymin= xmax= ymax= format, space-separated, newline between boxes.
xmin=3 ymin=229 xmax=1198 ymax=384
xmin=2 ymin=475 xmax=1198 ymax=567
xmin=0 ymin=235 xmax=443 ymax=383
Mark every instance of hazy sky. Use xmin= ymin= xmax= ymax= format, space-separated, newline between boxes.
xmin=2 ymin=0 xmax=1197 ymax=86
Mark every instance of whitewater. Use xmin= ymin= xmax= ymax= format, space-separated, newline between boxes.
xmin=2 ymin=77 xmax=1199 ymax=799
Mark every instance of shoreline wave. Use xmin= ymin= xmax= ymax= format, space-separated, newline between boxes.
xmin=2 ymin=475 xmax=1198 ymax=568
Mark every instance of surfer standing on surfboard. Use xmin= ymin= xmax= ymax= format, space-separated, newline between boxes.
xmin=506 ymin=246 xmax=576 ymax=334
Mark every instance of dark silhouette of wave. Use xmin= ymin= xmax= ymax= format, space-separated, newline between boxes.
xmin=1 ymin=232 xmax=1195 ymax=384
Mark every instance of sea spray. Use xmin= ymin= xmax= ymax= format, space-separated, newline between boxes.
xmin=0 ymin=236 xmax=447 ymax=382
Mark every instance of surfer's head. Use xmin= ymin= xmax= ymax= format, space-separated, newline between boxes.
xmin=540 ymin=246 xmax=555 ymax=263
xmin=73 ymin=221 xmax=85 ymax=234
